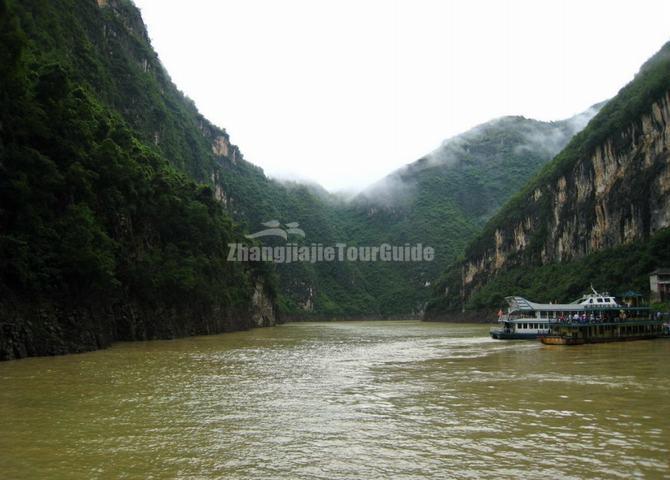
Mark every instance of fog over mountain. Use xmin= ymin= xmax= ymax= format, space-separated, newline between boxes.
xmin=357 ymin=104 xmax=603 ymax=209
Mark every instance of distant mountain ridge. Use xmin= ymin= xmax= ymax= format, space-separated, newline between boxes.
xmin=341 ymin=108 xmax=602 ymax=315
xmin=359 ymin=106 xmax=602 ymax=210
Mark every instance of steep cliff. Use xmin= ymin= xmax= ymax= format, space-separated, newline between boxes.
xmin=426 ymin=42 xmax=670 ymax=317
xmin=0 ymin=0 xmax=280 ymax=360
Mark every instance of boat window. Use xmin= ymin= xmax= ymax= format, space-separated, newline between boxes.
xmin=597 ymin=298 xmax=603 ymax=303
xmin=589 ymin=299 xmax=593 ymax=304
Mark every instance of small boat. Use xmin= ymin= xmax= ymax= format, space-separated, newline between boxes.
xmin=490 ymin=288 xmax=658 ymax=341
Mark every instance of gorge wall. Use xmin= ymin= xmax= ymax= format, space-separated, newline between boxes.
xmin=426 ymin=42 xmax=670 ymax=316
xmin=0 ymin=0 xmax=281 ymax=360
xmin=464 ymin=91 xmax=670 ymax=287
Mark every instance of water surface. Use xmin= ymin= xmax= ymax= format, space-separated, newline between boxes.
xmin=1 ymin=321 xmax=669 ymax=479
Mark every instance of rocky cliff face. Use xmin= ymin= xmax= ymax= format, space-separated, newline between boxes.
xmin=251 ymin=281 xmax=279 ymax=327
xmin=461 ymin=91 xmax=670 ymax=299
xmin=0 ymin=287 xmax=279 ymax=360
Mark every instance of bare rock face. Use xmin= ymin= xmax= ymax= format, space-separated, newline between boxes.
xmin=212 ymin=136 xmax=230 ymax=157
xmin=251 ymin=281 xmax=278 ymax=327
xmin=461 ymin=90 xmax=670 ymax=300
xmin=301 ymin=287 xmax=314 ymax=312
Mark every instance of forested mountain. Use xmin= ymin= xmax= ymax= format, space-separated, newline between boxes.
xmin=426 ymin=42 xmax=670 ymax=319
xmin=341 ymin=110 xmax=600 ymax=315
xmin=0 ymin=0 xmax=618 ymax=359
xmin=0 ymin=0 xmax=282 ymax=359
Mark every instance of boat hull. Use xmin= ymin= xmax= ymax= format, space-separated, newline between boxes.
xmin=490 ymin=330 xmax=542 ymax=340
xmin=541 ymin=333 xmax=661 ymax=345
xmin=540 ymin=335 xmax=584 ymax=345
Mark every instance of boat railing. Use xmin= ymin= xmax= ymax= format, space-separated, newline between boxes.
xmin=547 ymin=317 xmax=661 ymax=326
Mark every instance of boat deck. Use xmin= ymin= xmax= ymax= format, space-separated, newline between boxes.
xmin=541 ymin=318 xmax=665 ymax=345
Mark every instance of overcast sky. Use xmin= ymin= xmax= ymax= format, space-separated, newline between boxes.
xmin=134 ymin=0 xmax=669 ymax=192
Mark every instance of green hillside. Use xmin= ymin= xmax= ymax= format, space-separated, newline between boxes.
xmin=342 ymin=112 xmax=599 ymax=315
xmin=0 ymin=0 xmax=280 ymax=358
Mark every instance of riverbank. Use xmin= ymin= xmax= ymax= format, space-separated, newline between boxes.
xmin=0 ymin=290 xmax=279 ymax=361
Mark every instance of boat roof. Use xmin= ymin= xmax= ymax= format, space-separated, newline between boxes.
xmin=506 ymin=296 xmax=584 ymax=312
xmin=504 ymin=295 xmax=647 ymax=312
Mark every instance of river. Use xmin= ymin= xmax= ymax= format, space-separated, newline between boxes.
xmin=1 ymin=321 xmax=669 ymax=479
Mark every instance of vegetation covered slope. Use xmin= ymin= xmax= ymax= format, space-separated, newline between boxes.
xmin=0 ymin=0 xmax=379 ymax=321
xmin=0 ymin=0 xmax=612 ymax=347
xmin=341 ymin=111 xmax=599 ymax=315
xmin=0 ymin=0 xmax=278 ymax=359
xmin=426 ymin=42 xmax=670 ymax=318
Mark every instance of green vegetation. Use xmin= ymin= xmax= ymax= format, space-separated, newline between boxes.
xmin=0 ymin=0 xmax=274 ymax=358
xmin=0 ymin=0 xmax=598 ymax=324
xmin=0 ymin=0 xmax=389 ymax=327
xmin=427 ymin=227 xmax=670 ymax=315
xmin=341 ymin=115 xmax=594 ymax=314
xmin=5 ymin=0 xmax=652 ymax=349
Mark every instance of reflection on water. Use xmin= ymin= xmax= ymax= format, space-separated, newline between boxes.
xmin=1 ymin=321 xmax=669 ymax=479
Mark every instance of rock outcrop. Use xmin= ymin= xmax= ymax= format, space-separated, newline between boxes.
xmin=461 ymin=91 xmax=670 ymax=297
